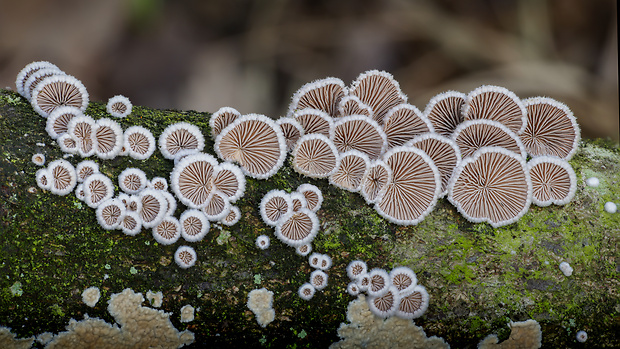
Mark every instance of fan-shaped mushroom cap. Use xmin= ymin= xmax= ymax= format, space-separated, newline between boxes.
xmin=160 ymin=190 xmax=177 ymax=217
xmin=202 ymin=190 xmax=231 ymax=221
xmin=463 ymin=85 xmax=527 ymax=134
xmin=221 ymin=205 xmax=241 ymax=226
xmin=120 ymin=211 xmax=142 ymax=236
xmin=209 ymin=106 xmax=241 ymax=139
xmin=275 ymin=208 xmax=320 ymax=247
xmin=424 ymin=91 xmax=467 ymax=137
xmin=118 ymin=168 xmax=147 ymax=194
xmin=138 ymin=189 xmax=169 ymax=228
xmin=24 ymin=68 xmax=66 ymax=101
xmin=96 ymin=198 xmax=126 ymax=230
xmin=47 ymin=159 xmax=77 ymax=196
xmin=180 ymin=209 xmax=210 ymax=242
xmin=256 ymin=235 xmax=270 ymax=250
xmin=32 ymin=153 xmax=45 ymax=166
xmin=126 ymin=195 xmax=142 ymax=212
xmin=308 ymin=253 xmax=322 ymax=269
xmin=293 ymin=108 xmax=335 ymax=138
xmin=31 ymin=75 xmax=89 ymax=117
xmin=36 ymin=168 xmax=51 ymax=190
xmin=349 ymin=70 xmax=407 ymax=125
xmin=357 ymin=273 xmax=371 ymax=292
xmin=174 ymin=246 xmax=197 ymax=269
xmin=527 ymin=156 xmax=576 ymax=207
xmin=46 ymin=106 xmax=82 ymax=140
xmin=395 ymin=285 xmax=429 ymax=319
xmin=76 ymin=160 xmax=99 ymax=183
xmin=383 ymin=104 xmax=434 ymax=149
xmin=288 ymin=77 xmax=346 ymax=118
xmin=309 ymin=270 xmax=329 ymax=290
xmin=295 ymin=243 xmax=312 ymax=256
xmin=298 ymin=283 xmax=316 ymax=300
xmin=368 ymin=285 xmax=401 ymax=318
xmin=57 ymin=134 xmax=78 ymax=154
xmin=276 ymin=117 xmax=305 ymax=152
xmin=215 ymin=114 xmax=287 ymax=179
xmin=389 ymin=266 xmax=417 ymax=295
xmin=159 ymin=122 xmax=205 ymax=160
xmin=211 ymin=162 xmax=246 ymax=202
xmin=329 ymin=150 xmax=370 ymax=192
xmin=149 ymin=177 xmax=168 ymax=191
xmin=407 ymin=133 xmax=462 ymax=198
xmin=296 ymin=184 xmax=323 ymax=213
xmin=16 ymin=61 xmax=61 ymax=97
xmin=346 ymin=260 xmax=368 ymax=280
xmin=317 ymin=254 xmax=332 ymax=271
xmin=332 ymin=115 xmax=388 ymax=161
xmin=170 ymin=153 xmax=219 ymax=209
xmin=360 ymin=160 xmax=392 ymax=204
xmin=74 ymin=184 xmax=85 ymax=201
xmin=337 ymin=95 xmax=374 ymax=118
xmin=260 ymin=189 xmax=293 ymax=226
xmin=106 ymin=95 xmax=132 ymax=118
xmin=519 ymin=97 xmax=580 ymax=160
xmin=367 ymin=268 xmax=391 ymax=297
xmin=84 ymin=173 xmax=114 ymax=208
xmin=67 ymin=115 xmax=96 ymax=157
xmin=375 ymin=146 xmax=441 ymax=225
xmin=292 ymin=134 xmax=339 ymax=178
xmin=448 ymin=146 xmax=531 ymax=228
xmin=124 ymin=126 xmax=156 ymax=160
xmin=152 ymin=216 xmax=181 ymax=245
xmin=347 ymin=282 xmax=361 ymax=296
xmin=290 ymin=192 xmax=308 ymax=212
xmin=453 ymin=119 xmax=526 ymax=159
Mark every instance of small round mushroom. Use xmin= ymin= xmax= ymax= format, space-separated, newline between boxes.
xmin=31 ymin=153 xmax=45 ymax=166
xmin=295 ymin=243 xmax=312 ymax=256
xmin=31 ymin=74 xmax=89 ymax=117
xmin=276 ymin=117 xmax=305 ymax=152
xmin=332 ymin=115 xmax=387 ymax=161
xmin=152 ymin=216 xmax=181 ymax=245
xmin=36 ymin=168 xmax=51 ymax=190
xmin=296 ymin=184 xmax=323 ymax=213
xmin=452 ymin=119 xmax=526 ymax=159
xmin=57 ymin=134 xmax=78 ymax=154
xmin=275 ymin=208 xmax=320 ymax=247
xmin=360 ymin=160 xmax=392 ymax=204
xmin=329 ymin=150 xmax=370 ymax=192
xmin=293 ymin=108 xmax=335 ymax=139
xmin=76 ymin=160 xmax=99 ymax=183
xmin=367 ymin=268 xmax=391 ymax=297
xmin=308 ymin=253 xmax=323 ymax=269
xmin=120 ymin=211 xmax=142 ymax=236
xmin=45 ymin=106 xmax=81 ymax=139
xmin=348 ymin=69 xmax=407 ymax=125
xmin=290 ymin=192 xmax=308 ymax=212
xmin=337 ymin=95 xmax=374 ymax=118
xmin=309 ymin=270 xmax=328 ymax=290
xmin=347 ymin=282 xmax=361 ymax=296
xmin=180 ymin=209 xmax=210 ymax=242
xmin=23 ymin=68 xmax=65 ymax=101
xmin=462 ymin=85 xmax=527 ymax=134
xmin=124 ymin=126 xmax=156 ymax=160
xmin=209 ymin=106 xmax=241 ymax=140
xmin=389 ymin=266 xmax=417 ymax=295
xmin=575 ymin=330 xmax=587 ymax=343
xmin=47 ymin=159 xmax=77 ymax=196
xmin=96 ymin=198 xmax=127 ymax=230
xmin=260 ymin=189 xmax=293 ymax=227
xmin=383 ymin=104 xmax=434 ymax=149
xmin=368 ymin=285 xmax=401 ymax=318
xmin=118 ymin=168 xmax=147 ymax=194
xmin=170 ymin=153 xmax=219 ymax=209
xmin=16 ymin=61 xmax=61 ymax=97
xmin=67 ymin=115 xmax=96 ymax=157
xmin=211 ymin=162 xmax=246 ymax=203
xmin=149 ymin=177 xmax=168 ymax=191
xmin=106 ymin=95 xmax=132 ymax=118
xmin=138 ymin=189 xmax=169 ymax=228
xmin=256 ymin=235 xmax=270 ymax=250
xmin=395 ymin=285 xmax=429 ymax=319
xmin=84 ymin=173 xmax=115 ymax=208
xmin=298 ymin=283 xmax=316 ymax=300
xmin=424 ymin=91 xmax=466 ymax=137
xmin=159 ymin=122 xmax=205 ymax=160
xmin=202 ymin=190 xmax=231 ymax=221
xmin=220 ymin=205 xmax=241 ymax=226
xmin=292 ymin=134 xmax=339 ymax=178
xmin=527 ymin=156 xmax=577 ymax=207
xmin=174 ymin=246 xmax=198 ymax=269
xmin=346 ymin=260 xmax=368 ymax=281
xmin=287 ymin=77 xmax=346 ymax=118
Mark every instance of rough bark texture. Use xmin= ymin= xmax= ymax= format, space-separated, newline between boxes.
xmin=0 ymin=89 xmax=619 ymax=348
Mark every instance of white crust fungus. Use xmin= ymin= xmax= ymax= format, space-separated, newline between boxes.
xmin=82 ymin=286 xmax=101 ymax=307
xmin=247 ymin=288 xmax=275 ymax=328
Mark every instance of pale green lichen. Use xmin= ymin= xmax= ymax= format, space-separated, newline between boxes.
xmin=9 ymin=282 xmax=22 ymax=297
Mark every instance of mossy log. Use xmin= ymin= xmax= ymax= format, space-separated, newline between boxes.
xmin=1 ymin=89 xmax=619 ymax=348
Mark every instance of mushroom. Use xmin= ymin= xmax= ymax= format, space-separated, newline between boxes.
xmin=76 ymin=160 xmax=99 ymax=183
xmin=367 ymin=285 xmax=400 ymax=318
xmin=211 ymin=162 xmax=246 ymax=202
xmin=260 ymin=189 xmax=293 ymax=227
xmin=36 ymin=168 xmax=51 ymax=190
xmin=332 ymin=115 xmax=387 ymax=160
xmin=292 ymin=108 xmax=335 ymax=139
xmin=290 ymin=192 xmax=308 ymax=212
xmin=395 ymin=285 xmax=429 ymax=319
xmin=295 ymin=243 xmax=312 ymax=256
xmin=292 ymin=134 xmax=339 ymax=178
xmin=389 ymin=266 xmax=417 ymax=295
xmin=309 ymin=270 xmax=328 ymax=290
xmin=296 ymin=184 xmax=323 ymax=213
xmin=96 ymin=198 xmax=127 ymax=230
xmin=527 ymin=156 xmax=576 ymax=207
xmin=159 ymin=190 xmax=177 ymax=217
xmin=23 ymin=68 xmax=65 ymax=101
xmin=149 ymin=177 xmax=168 ymax=191
xmin=255 ymin=235 xmax=271 ymax=250
xmin=308 ymin=253 xmax=323 ymax=269
xmin=83 ymin=173 xmax=114 ymax=208
xmin=46 ymin=106 xmax=81 ymax=140
xmin=138 ymin=189 xmax=169 ymax=228
xmin=274 ymin=208 xmax=320 ymax=247
xmin=170 ymin=153 xmax=219 ymax=209
xmin=424 ymin=91 xmax=466 ymax=137
xmin=452 ymin=119 xmax=526 ymax=159
xmin=47 ymin=159 xmax=77 ymax=196
xmin=462 ymin=85 xmax=527 ymax=134
xmin=348 ymin=70 xmax=407 ymax=125
xmin=31 ymin=153 xmax=45 ymax=166
xmin=30 ymin=74 xmax=89 ymax=117
xmin=347 ymin=260 xmax=368 ymax=281
xmin=287 ymin=77 xmax=346 ymax=118
xmin=152 ymin=216 xmax=181 ymax=245
xmin=448 ymin=146 xmax=531 ymax=228
xmin=276 ymin=117 xmax=305 ymax=152
xmin=159 ymin=122 xmax=205 ymax=160
xmin=375 ymin=146 xmax=441 ymax=225
xmin=407 ymin=133 xmax=462 ymax=198
xmin=360 ymin=160 xmax=392 ymax=204
xmin=16 ymin=61 xmax=61 ymax=97
xmin=180 ymin=209 xmax=210 ymax=242
xmin=347 ymin=282 xmax=361 ymax=296
xmin=519 ymin=97 xmax=580 ymax=160
xmin=209 ymin=106 xmax=241 ymax=140
xmin=298 ymin=283 xmax=316 ymax=300
xmin=367 ymin=268 xmax=391 ymax=297
xmin=329 ymin=150 xmax=370 ymax=192
xmin=337 ymin=95 xmax=374 ymax=118
xmin=106 ymin=95 xmax=132 ymax=118
xmin=214 ymin=114 xmax=287 ymax=179
xmin=118 ymin=168 xmax=147 ymax=194
xmin=120 ymin=211 xmax=142 ymax=236
xmin=124 ymin=126 xmax=156 ymax=160
xmin=201 ymin=190 xmax=231 ymax=221
xmin=57 ymin=134 xmax=78 ymax=154
xmin=383 ymin=104 xmax=434 ymax=149
xmin=220 ymin=205 xmax=241 ymax=226
xmin=174 ymin=246 xmax=198 ymax=269
xmin=67 ymin=115 xmax=96 ymax=157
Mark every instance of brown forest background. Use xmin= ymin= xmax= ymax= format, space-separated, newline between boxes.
xmin=0 ymin=0 xmax=617 ymax=140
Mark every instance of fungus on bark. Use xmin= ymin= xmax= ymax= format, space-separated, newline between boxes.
xmin=395 ymin=285 xmax=429 ymax=319
xmin=149 ymin=177 xmax=168 ymax=191
xmin=452 ymin=119 xmax=526 ymax=159
xmin=310 ymin=270 xmax=328 ymax=290
xmin=367 ymin=268 xmax=391 ymax=297
xmin=152 ymin=216 xmax=181 ymax=245
xmin=120 ymin=211 xmax=142 ymax=236
xmin=360 ymin=160 xmax=392 ymax=204
xmin=424 ymin=91 xmax=466 ymax=137
xmin=407 ymin=133 xmax=461 ymax=198
xmin=159 ymin=122 xmax=205 ymax=160
xmin=296 ymin=183 xmax=323 ymax=213
xmin=309 ymin=253 xmax=322 ymax=269
xmin=275 ymin=208 xmax=320 ymax=247
xmin=36 ymin=168 xmax=51 ymax=190
xmin=329 ymin=150 xmax=370 ymax=192
xmin=106 ymin=95 xmax=132 ymax=118
xmin=383 ymin=104 xmax=434 ymax=149
xmin=76 ymin=160 xmax=99 ymax=183
xmin=347 ymin=260 xmax=368 ymax=280
xmin=174 ymin=246 xmax=197 ymax=269
xmin=209 ymin=106 xmax=241 ymax=139
xmin=448 ymin=146 xmax=531 ymax=228
xmin=31 ymin=74 xmax=89 ymax=117
xmin=276 ymin=117 xmax=305 ymax=152
xmin=347 ymin=282 xmax=361 ymax=296
xmin=31 ymin=153 xmax=45 ymax=166
xmin=124 ymin=126 xmax=156 ymax=160
xmin=519 ymin=97 xmax=580 ymax=160
xmin=295 ymin=243 xmax=312 ymax=256
xmin=46 ymin=106 xmax=81 ymax=140
xmin=160 ymin=191 xmax=177 ymax=217
xmin=211 ymin=162 xmax=246 ymax=202
xmin=215 ymin=114 xmax=287 ymax=179
xmin=287 ymin=77 xmax=346 ymax=118
xmin=84 ymin=174 xmax=115 ymax=208
xmin=368 ymin=286 xmax=400 ymax=318
xmin=256 ymin=235 xmax=270 ymax=250
xmin=201 ymin=190 xmax=231 ymax=221
xmin=260 ymin=189 xmax=292 ymax=227
xmin=57 ymin=134 xmax=78 ymax=154
xmin=527 ymin=156 xmax=576 ymax=207
xmin=81 ymin=287 xmax=101 ymax=308
xmin=47 ymin=159 xmax=77 ymax=196
xmin=348 ymin=70 xmax=407 ymax=125
xmin=298 ymin=283 xmax=316 ymax=300
xmin=118 ymin=168 xmax=147 ymax=194
xmin=67 ymin=115 xmax=96 ymax=157
xmin=290 ymin=192 xmax=308 ymax=212
xmin=389 ymin=267 xmax=417 ymax=295
xmin=462 ymin=85 xmax=526 ymax=134
xmin=293 ymin=108 xmax=335 ymax=138
xmin=337 ymin=95 xmax=374 ymax=118
xmin=180 ymin=209 xmax=209 ymax=242
xmin=23 ymin=68 xmax=65 ymax=101
xmin=138 ymin=189 xmax=168 ymax=228
xmin=332 ymin=115 xmax=387 ymax=161
xmin=96 ymin=198 xmax=127 ymax=230
xmin=16 ymin=61 xmax=61 ymax=97
xmin=221 ymin=205 xmax=241 ymax=226
xmin=170 ymin=153 xmax=218 ymax=209
xmin=375 ymin=146 xmax=441 ymax=225
xmin=292 ymin=134 xmax=339 ymax=178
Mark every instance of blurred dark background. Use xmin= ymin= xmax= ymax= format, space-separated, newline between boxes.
xmin=0 ymin=0 xmax=617 ymax=140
